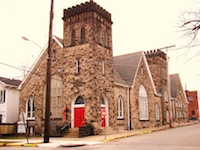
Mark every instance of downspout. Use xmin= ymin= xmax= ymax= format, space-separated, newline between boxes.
xmin=127 ymin=86 xmax=131 ymax=130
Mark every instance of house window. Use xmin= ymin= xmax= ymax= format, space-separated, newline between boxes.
xmin=80 ymin=27 xmax=86 ymax=43
xmin=26 ymin=96 xmax=35 ymax=120
xmin=71 ymin=29 xmax=76 ymax=46
xmin=0 ymin=90 xmax=6 ymax=103
xmin=192 ymin=110 xmax=195 ymax=116
xmin=139 ymin=85 xmax=149 ymax=120
xmin=51 ymin=75 xmax=62 ymax=118
xmin=188 ymin=96 xmax=193 ymax=101
xmin=155 ymin=103 xmax=160 ymax=121
xmin=76 ymin=58 xmax=80 ymax=74
xmin=0 ymin=115 xmax=2 ymax=123
xmin=117 ymin=96 xmax=124 ymax=119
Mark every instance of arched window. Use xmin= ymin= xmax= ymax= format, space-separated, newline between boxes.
xmin=80 ymin=27 xmax=86 ymax=44
xmin=26 ymin=96 xmax=35 ymax=120
xmin=71 ymin=29 xmax=76 ymax=46
xmin=75 ymin=96 xmax=84 ymax=105
xmin=155 ymin=103 xmax=160 ymax=121
xmin=117 ymin=96 xmax=124 ymax=119
xmin=97 ymin=28 xmax=101 ymax=44
xmin=139 ymin=85 xmax=149 ymax=120
xmin=101 ymin=97 xmax=105 ymax=105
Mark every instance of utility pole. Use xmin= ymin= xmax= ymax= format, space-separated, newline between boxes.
xmin=44 ymin=0 xmax=54 ymax=143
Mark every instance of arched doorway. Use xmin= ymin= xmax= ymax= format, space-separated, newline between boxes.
xmin=73 ymin=96 xmax=85 ymax=128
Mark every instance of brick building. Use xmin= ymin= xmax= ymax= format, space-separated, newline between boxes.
xmin=18 ymin=1 xmax=186 ymax=136
xmin=185 ymin=90 xmax=200 ymax=120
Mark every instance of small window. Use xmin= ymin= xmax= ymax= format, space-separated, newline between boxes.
xmin=76 ymin=58 xmax=80 ymax=74
xmin=0 ymin=90 xmax=6 ymax=103
xmin=102 ymin=60 xmax=105 ymax=75
xmin=97 ymin=28 xmax=101 ymax=44
xmin=75 ymin=96 xmax=84 ymax=105
xmin=101 ymin=98 xmax=105 ymax=105
xmin=71 ymin=29 xmax=76 ymax=46
xmin=188 ymin=96 xmax=193 ymax=101
xmin=80 ymin=27 xmax=86 ymax=44
xmin=117 ymin=96 xmax=124 ymax=119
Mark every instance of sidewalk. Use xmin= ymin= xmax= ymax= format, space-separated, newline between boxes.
xmin=0 ymin=121 xmax=198 ymax=148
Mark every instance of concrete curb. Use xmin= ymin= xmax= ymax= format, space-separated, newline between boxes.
xmin=103 ymin=130 xmax=153 ymax=143
xmin=0 ymin=142 xmax=39 ymax=147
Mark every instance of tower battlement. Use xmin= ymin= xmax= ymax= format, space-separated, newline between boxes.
xmin=63 ymin=1 xmax=111 ymax=22
xmin=144 ymin=49 xmax=167 ymax=60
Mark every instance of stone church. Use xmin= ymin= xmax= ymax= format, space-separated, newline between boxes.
xmin=18 ymin=0 xmax=188 ymax=136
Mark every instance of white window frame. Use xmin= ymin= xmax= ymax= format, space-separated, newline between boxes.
xmin=26 ymin=97 xmax=35 ymax=120
xmin=0 ymin=90 xmax=6 ymax=103
xmin=117 ymin=96 xmax=124 ymax=119
xmin=139 ymin=85 xmax=149 ymax=120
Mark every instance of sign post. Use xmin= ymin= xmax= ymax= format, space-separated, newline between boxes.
xmin=101 ymin=108 xmax=107 ymax=139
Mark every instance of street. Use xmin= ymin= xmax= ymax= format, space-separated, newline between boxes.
xmin=1 ymin=123 xmax=200 ymax=150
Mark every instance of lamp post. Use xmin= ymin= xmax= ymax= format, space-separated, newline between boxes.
xmin=22 ymin=36 xmax=43 ymax=50
xmin=44 ymin=0 xmax=54 ymax=143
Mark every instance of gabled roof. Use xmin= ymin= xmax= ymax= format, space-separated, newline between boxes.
xmin=114 ymin=51 xmax=143 ymax=86
xmin=18 ymin=35 xmax=63 ymax=89
xmin=0 ymin=76 xmax=21 ymax=87
xmin=170 ymin=73 xmax=182 ymax=98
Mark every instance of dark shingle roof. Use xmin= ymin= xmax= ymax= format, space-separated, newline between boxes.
xmin=0 ymin=76 xmax=21 ymax=87
xmin=170 ymin=74 xmax=180 ymax=98
xmin=114 ymin=51 xmax=143 ymax=86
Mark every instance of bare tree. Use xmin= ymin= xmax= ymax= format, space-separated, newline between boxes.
xmin=180 ymin=7 xmax=200 ymax=45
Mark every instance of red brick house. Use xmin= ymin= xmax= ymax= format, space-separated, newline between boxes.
xmin=185 ymin=90 xmax=200 ymax=120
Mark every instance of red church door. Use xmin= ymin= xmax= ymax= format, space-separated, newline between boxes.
xmin=74 ymin=107 xmax=85 ymax=128
xmin=101 ymin=107 xmax=106 ymax=127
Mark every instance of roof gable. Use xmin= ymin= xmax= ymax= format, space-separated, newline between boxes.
xmin=0 ymin=76 xmax=21 ymax=87
xmin=19 ymin=35 xmax=63 ymax=89
xmin=114 ymin=51 xmax=143 ymax=86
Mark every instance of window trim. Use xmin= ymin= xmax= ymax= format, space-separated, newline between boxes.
xmin=26 ymin=96 xmax=35 ymax=120
xmin=0 ymin=90 xmax=6 ymax=103
xmin=117 ymin=96 xmax=124 ymax=119
xmin=139 ymin=85 xmax=149 ymax=120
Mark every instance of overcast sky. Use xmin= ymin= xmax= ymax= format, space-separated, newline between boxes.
xmin=0 ymin=0 xmax=200 ymax=91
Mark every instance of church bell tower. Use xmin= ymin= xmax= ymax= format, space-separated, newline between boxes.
xmin=62 ymin=0 xmax=117 ymax=131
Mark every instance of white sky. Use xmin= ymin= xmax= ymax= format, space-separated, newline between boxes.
xmin=0 ymin=0 xmax=200 ymax=91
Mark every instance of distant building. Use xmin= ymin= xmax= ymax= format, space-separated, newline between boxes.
xmin=170 ymin=74 xmax=189 ymax=123
xmin=0 ymin=76 xmax=21 ymax=123
xmin=185 ymin=90 xmax=200 ymax=120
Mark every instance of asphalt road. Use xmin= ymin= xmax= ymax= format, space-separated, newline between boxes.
xmin=1 ymin=123 xmax=200 ymax=150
